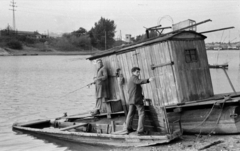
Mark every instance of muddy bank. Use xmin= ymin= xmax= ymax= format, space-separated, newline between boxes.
xmin=0 ymin=47 xmax=9 ymax=55
xmin=111 ymin=135 xmax=240 ymax=151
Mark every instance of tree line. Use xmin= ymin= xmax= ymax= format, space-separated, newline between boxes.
xmin=49 ymin=17 xmax=160 ymax=51
xmin=1 ymin=17 xmax=159 ymax=51
xmin=50 ymin=17 xmax=117 ymax=51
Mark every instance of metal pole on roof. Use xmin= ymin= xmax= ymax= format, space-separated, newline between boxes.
xmin=162 ymin=19 xmax=212 ymax=36
xmin=200 ymin=27 xmax=235 ymax=34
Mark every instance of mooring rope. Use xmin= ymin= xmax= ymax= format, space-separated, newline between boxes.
xmin=207 ymin=98 xmax=227 ymax=135
xmin=183 ymin=102 xmax=217 ymax=131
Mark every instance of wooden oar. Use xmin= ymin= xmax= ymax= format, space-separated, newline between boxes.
xmin=60 ymin=123 xmax=88 ymax=131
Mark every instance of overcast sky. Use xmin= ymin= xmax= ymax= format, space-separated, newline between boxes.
xmin=1 ymin=0 xmax=240 ymax=43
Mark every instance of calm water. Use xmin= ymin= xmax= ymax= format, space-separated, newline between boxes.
xmin=0 ymin=51 xmax=240 ymax=151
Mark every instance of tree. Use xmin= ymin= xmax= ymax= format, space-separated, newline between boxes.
xmin=71 ymin=27 xmax=87 ymax=37
xmin=89 ymin=17 xmax=116 ymax=50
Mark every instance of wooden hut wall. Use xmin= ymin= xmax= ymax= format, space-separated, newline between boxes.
xmin=116 ymin=41 xmax=181 ymax=133
xmin=100 ymin=55 xmax=123 ymax=112
xmin=168 ymin=39 xmax=214 ymax=102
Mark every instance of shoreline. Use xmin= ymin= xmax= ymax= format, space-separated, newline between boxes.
xmin=0 ymin=47 xmax=97 ymax=56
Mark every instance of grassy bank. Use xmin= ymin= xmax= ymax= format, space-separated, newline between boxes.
xmin=0 ymin=45 xmax=98 ymax=56
xmin=0 ymin=35 xmax=98 ymax=56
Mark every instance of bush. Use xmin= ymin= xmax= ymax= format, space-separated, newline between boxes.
xmin=16 ymin=35 xmax=35 ymax=44
xmin=50 ymin=37 xmax=79 ymax=51
xmin=6 ymin=39 xmax=23 ymax=49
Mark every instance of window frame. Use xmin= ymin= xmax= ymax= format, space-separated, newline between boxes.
xmin=185 ymin=49 xmax=198 ymax=63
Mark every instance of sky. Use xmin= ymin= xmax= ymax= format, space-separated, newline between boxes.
xmin=1 ymin=0 xmax=240 ymax=43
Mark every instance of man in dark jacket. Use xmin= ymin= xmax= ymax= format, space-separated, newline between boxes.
xmin=91 ymin=59 xmax=109 ymax=115
xmin=125 ymin=67 xmax=154 ymax=135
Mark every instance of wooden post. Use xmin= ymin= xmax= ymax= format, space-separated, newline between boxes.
xmin=222 ymin=68 xmax=236 ymax=93
xmin=111 ymin=121 xmax=115 ymax=133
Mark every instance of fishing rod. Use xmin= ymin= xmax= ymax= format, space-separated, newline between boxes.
xmin=58 ymin=82 xmax=95 ymax=99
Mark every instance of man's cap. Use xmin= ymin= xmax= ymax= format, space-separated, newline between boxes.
xmin=131 ymin=67 xmax=140 ymax=72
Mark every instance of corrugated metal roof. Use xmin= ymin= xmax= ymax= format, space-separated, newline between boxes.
xmin=88 ymin=31 xmax=206 ymax=60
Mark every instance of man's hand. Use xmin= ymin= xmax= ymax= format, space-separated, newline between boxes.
xmin=93 ymin=77 xmax=98 ymax=82
xmin=149 ymin=77 xmax=155 ymax=82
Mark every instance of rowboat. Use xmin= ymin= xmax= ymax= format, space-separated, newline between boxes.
xmin=12 ymin=111 xmax=182 ymax=147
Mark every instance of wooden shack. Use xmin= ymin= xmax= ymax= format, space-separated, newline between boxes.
xmin=88 ymin=30 xmax=213 ymax=134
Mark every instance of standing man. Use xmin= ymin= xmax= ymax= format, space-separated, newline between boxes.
xmin=125 ymin=67 xmax=154 ymax=135
xmin=91 ymin=59 xmax=109 ymax=115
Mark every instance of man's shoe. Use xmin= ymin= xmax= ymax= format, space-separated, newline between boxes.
xmin=137 ymin=130 xmax=149 ymax=136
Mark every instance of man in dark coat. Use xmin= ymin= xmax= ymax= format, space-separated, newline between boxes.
xmin=125 ymin=67 xmax=154 ymax=135
xmin=92 ymin=59 xmax=109 ymax=115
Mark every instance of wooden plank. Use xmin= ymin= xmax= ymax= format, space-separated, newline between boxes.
xmin=152 ymin=44 xmax=164 ymax=106
xmin=111 ymin=121 xmax=115 ymax=132
xmin=197 ymin=41 xmax=209 ymax=96
xmin=167 ymin=41 xmax=181 ymax=103
xmin=177 ymin=40 xmax=190 ymax=102
xmin=169 ymin=41 xmax=184 ymax=102
xmin=60 ymin=123 xmax=88 ymax=131
xmin=136 ymin=47 xmax=150 ymax=99
xmin=154 ymin=43 xmax=168 ymax=106
xmin=117 ymin=54 xmax=130 ymax=104
xmin=164 ymin=43 xmax=174 ymax=105
xmin=151 ymin=61 xmax=174 ymax=70
xmin=143 ymin=46 xmax=155 ymax=102
xmin=150 ymin=44 xmax=161 ymax=106
xmin=154 ymin=44 xmax=165 ymax=106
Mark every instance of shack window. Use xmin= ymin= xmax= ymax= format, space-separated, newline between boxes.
xmin=185 ymin=49 xmax=198 ymax=63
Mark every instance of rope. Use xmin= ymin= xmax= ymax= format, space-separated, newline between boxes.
xmin=182 ymin=97 xmax=228 ymax=139
xmin=208 ymin=98 xmax=227 ymax=135
xmin=183 ymin=102 xmax=217 ymax=131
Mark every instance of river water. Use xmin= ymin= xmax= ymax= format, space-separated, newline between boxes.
xmin=0 ymin=51 xmax=240 ymax=151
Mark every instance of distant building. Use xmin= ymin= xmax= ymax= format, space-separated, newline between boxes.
xmin=16 ymin=31 xmax=43 ymax=39
xmin=125 ymin=34 xmax=132 ymax=43
xmin=0 ymin=26 xmax=47 ymax=39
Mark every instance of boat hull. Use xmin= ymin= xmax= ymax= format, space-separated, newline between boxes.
xmin=12 ymin=118 xmax=181 ymax=147
xmin=168 ymin=106 xmax=240 ymax=134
